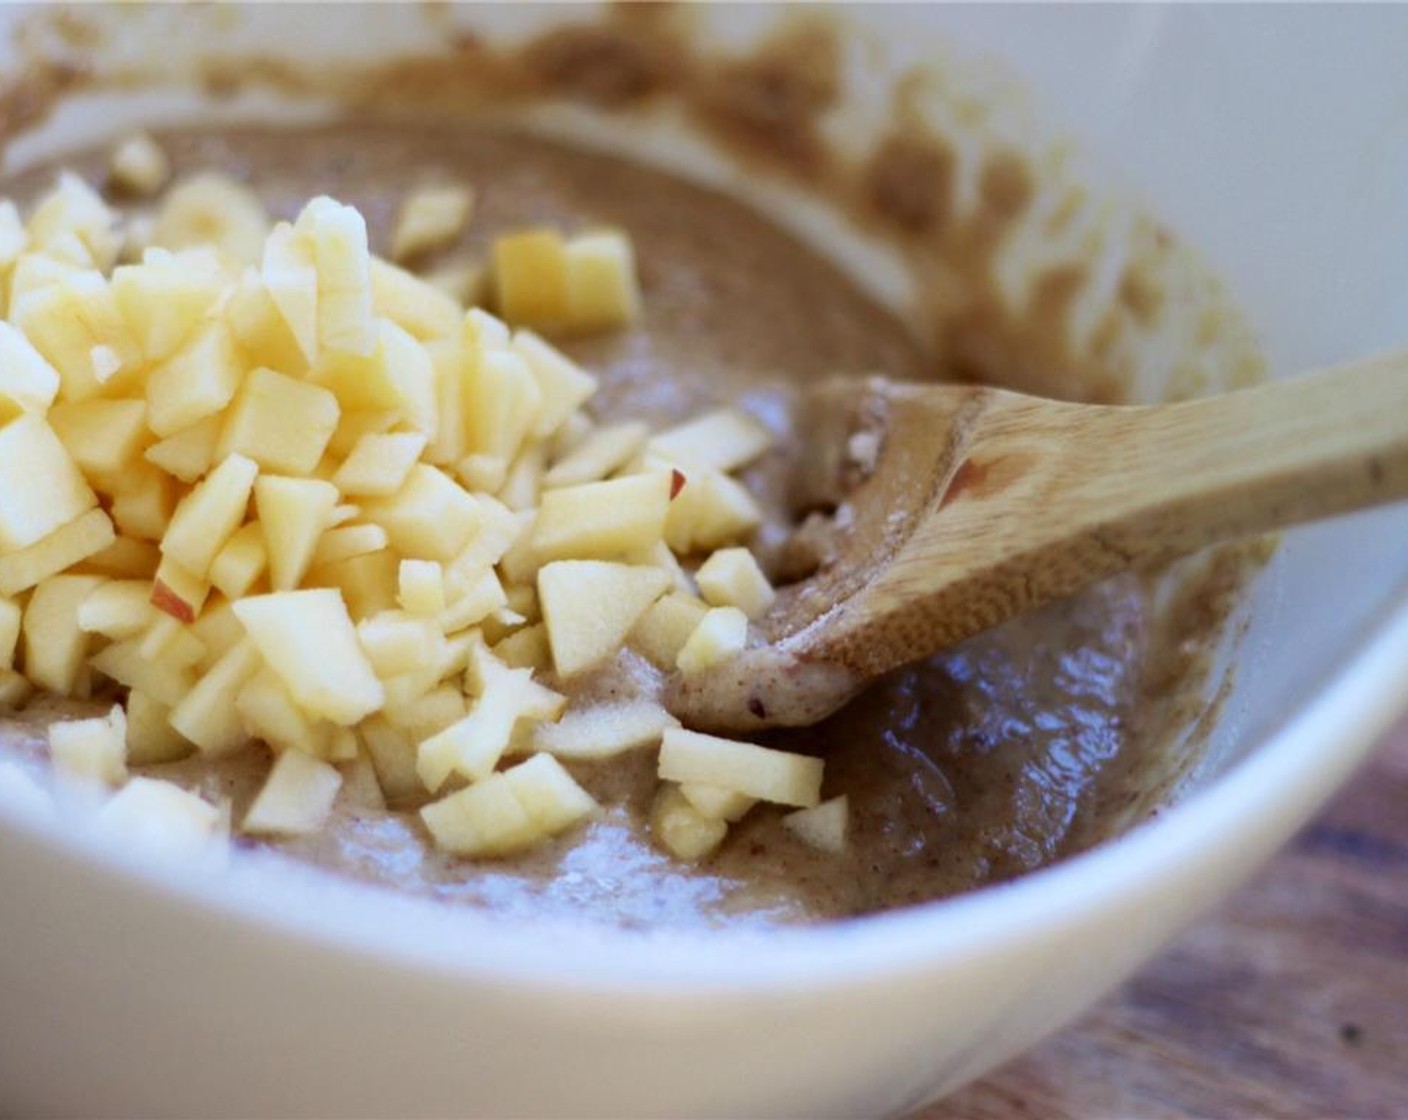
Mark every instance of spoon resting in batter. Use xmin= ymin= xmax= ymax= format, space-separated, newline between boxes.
xmin=667 ymin=351 xmax=1408 ymax=732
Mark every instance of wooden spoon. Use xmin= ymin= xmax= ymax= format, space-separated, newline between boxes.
xmin=666 ymin=351 xmax=1408 ymax=732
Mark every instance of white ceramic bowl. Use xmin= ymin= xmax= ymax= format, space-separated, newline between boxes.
xmin=2 ymin=6 xmax=1408 ymax=1116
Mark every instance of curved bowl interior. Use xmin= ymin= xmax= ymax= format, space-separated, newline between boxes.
xmin=1 ymin=5 xmax=1407 ymax=1117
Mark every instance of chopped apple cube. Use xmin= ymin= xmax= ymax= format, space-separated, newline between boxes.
xmin=528 ymin=699 xmax=679 ymax=761
xmin=493 ymin=622 xmax=550 ymax=672
xmin=0 ymin=507 xmax=115 ymax=597
xmin=255 ymin=476 xmax=338 ymax=591
xmin=493 ymin=228 xmax=570 ymax=330
xmin=90 ymin=638 xmax=194 ymax=709
xmin=628 ymin=591 xmax=711 ymax=671
xmin=48 ymin=397 xmax=148 ymax=483
xmin=782 ymin=795 xmax=849 ymax=854
xmin=139 ymin=613 xmax=205 ymax=670
xmin=109 ymin=463 xmax=176 ymax=541
xmin=533 ymin=472 xmax=673 ymax=563
xmin=502 ymin=753 xmax=599 ymax=834
xmin=356 ymin=611 xmax=443 ymax=678
xmin=675 ymin=606 xmax=748 ymax=675
xmin=22 ymin=574 xmax=104 ymax=695
xmin=420 ymin=771 xmax=539 ymax=857
xmin=368 ymin=256 xmax=462 ymax=341
xmin=498 ymin=441 xmax=546 ymax=513
xmin=663 ymin=470 xmax=763 ymax=554
xmin=648 ymin=408 xmax=772 ymax=473
xmin=658 ymin=728 xmax=824 ymax=808
xmin=455 ymin=453 xmax=507 ymax=494
xmin=538 ymin=561 xmax=670 ymax=677
xmin=314 ymin=320 xmax=436 ymax=436
xmin=48 ymin=704 xmax=127 ymax=786
xmin=417 ymin=646 xmax=565 ymax=791
xmin=438 ymin=568 xmax=508 ymax=634
xmin=384 ymin=684 xmax=467 ymax=742
xmin=362 ymin=464 xmax=481 ymax=561
xmin=168 ymin=639 xmax=261 ymax=756
xmin=145 ymin=320 xmax=245 ymax=438
xmin=153 ymin=172 xmax=269 ymax=266
xmin=236 ymin=667 xmax=332 ymax=760
xmin=0 ymin=413 xmax=98 ymax=551
xmin=208 ymin=522 xmax=268 ymax=600
xmin=359 ymin=715 xmax=420 ymax=801
xmin=425 ymin=337 xmax=466 ymax=465
xmin=543 ymin=421 xmax=648 ymax=489
xmin=96 ymin=777 xmax=222 ymax=860
xmin=326 ymin=408 xmax=398 ymax=461
xmin=261 ymin=221 xmax=318 ymax=363
xmin=28 ymin=173 xmax=119 ymax=270
xmin=242 ymin=748 xmax=343 ymax=837
xmin=0 ymin=596 xmax=19 ymax=667
xmin=10 ymin=271 xmax=142 ymax=400
xmin=218 ymin=367 xmax=339 ymax=476
xmin=392 ymin=185 xmax=473 ymax=261
xmin=311 ymin=523 xmax=388 ymax=568
xmin=651 ymin=784 xmax=727 ymax=861
xmin=160 ymin=452 xmax=258 ymax=577
xmin=306 ymin=548 xmax=399 ymax=621
xmin=396 ymin=558 xmax=444 ymax=618
xmin=152 ymin=554 xmax=211 ymax=623
xmin=233 ymin=589 xmax=384 ymax=725
xmin=679 ymin=783 xmax=757 ymax=823
xmin=109 ymin=132 xmax=171 ymax=195
xmin=224 ymin=265 xmax=308 ymax=375
xmin=125 ymin=689 xmax=192 ymax=765
xmin=306 ymin=197 xmax=375 ymax=356
xmin=508 ymin=331 xmax=597 ymax=440
xmin=144 ymin=414 xmax=222 ymax=483
xmin=77 ymin=579 xmax=157 ymax=640
xmin=462 ymin=346 xmax=542 ymax=468
xmin=695 ymin=547 xmax=775 ymax=619
xmin=332 ymin=431 xmax=427 ymax=497
xmin=112 ymin=246 xmax=225 ymax=362
xmin=565 ymin=230 xmax=641 ymax=333
xmin=0 ymin=321 xmax=60 ymax=413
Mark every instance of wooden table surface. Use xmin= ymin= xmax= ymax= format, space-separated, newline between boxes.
xmin=921 ymin=716 xmax=1408 ymax=1120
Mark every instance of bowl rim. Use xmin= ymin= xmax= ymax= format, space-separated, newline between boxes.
xmin=4 ymin=574 xmax=1407 ymax=997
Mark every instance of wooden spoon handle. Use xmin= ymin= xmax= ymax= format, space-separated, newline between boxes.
xmin=806 ymin=350 xmax=1408 ymax=679
xmin=1078 ymin=349 xmax=1408 ymax=556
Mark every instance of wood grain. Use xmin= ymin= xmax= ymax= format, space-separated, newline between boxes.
xmin=917 ymin=715 xmax=1408 ymax=1120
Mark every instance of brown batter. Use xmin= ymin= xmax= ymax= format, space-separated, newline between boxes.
xmin=0 ymin=123 xmax=1248 ymax=930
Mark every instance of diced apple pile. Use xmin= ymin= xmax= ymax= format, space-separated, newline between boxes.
xmin=0 ymin=136 xmax=848 ymax=867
